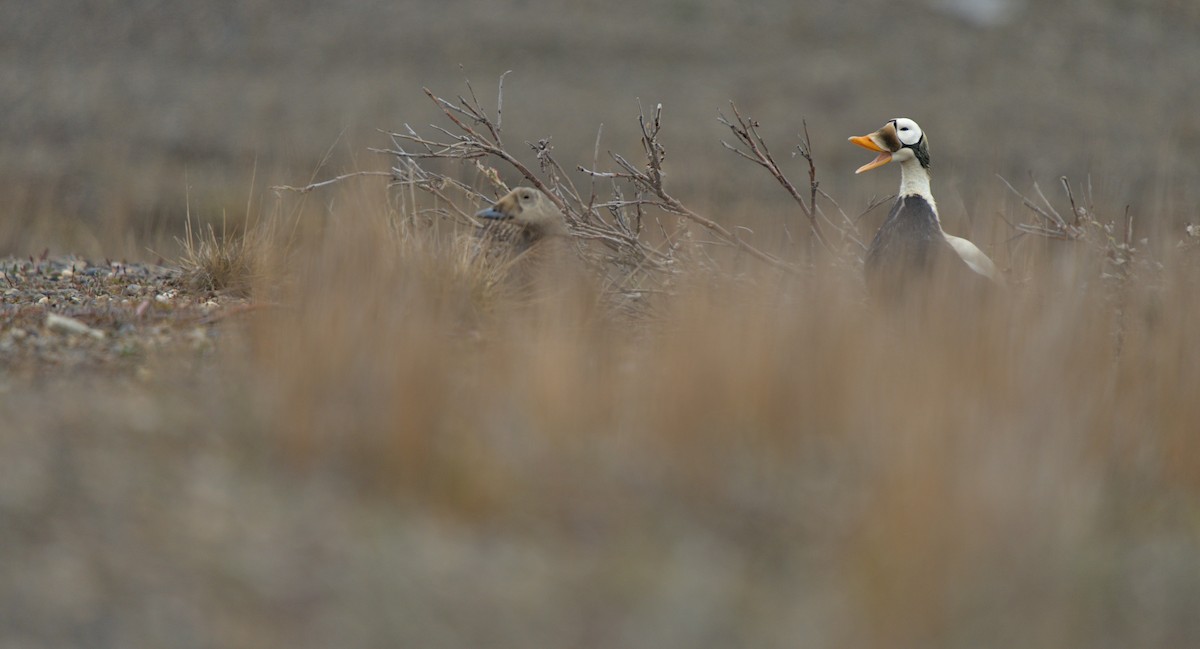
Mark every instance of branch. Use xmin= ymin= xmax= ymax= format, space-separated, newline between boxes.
xmin=581 ymin=102 xmax=796 ymax=272
xmin=417 ymin=87 xmax=566 ymax=212
xmin=717 ymin=103 xmax=832 ymax=254
xmin=998 ymin=174 xmax=1085 ymax=240
xmin=270 ymin=171 xmax=394 ymax=194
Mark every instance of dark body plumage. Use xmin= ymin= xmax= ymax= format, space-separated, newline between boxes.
xmin=865 ymin=194 xmax=972 ymax=294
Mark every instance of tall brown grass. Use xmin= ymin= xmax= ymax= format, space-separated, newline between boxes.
xmin=10 ymin=91 xmax=1200 ymax=649
xmin=2 ymin=170 xmax=1197 ymax=647
xmin=5 ymin=107 xmax=1197 ymax=645
xmin=183 ymin=170 xmax=1198 ymax=647
xmin=7 ymin=2 xmax=1200 ymax=644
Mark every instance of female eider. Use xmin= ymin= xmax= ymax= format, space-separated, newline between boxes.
xmin=473 ymin=186 xmax=581 ymax=294
xmin=849 ymin=118 xmax=1000 ymax=296
xmin=475 ymin=186 xmax=569 ymax=255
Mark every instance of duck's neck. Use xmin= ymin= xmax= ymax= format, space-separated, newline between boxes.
xmin=898 ymin=160 xmax=937 ymax=218
xmin=530 ymin=219 xmax=569 ymax=238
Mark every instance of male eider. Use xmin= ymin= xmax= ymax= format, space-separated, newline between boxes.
xmin=849 ymin=118 xmax=1000 ymax=297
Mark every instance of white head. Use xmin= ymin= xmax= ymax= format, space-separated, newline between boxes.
xmin=848 ymin=118 xmax=931 ymax=173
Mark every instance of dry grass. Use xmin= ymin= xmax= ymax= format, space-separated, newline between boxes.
xmin=5 ymin=2 xmax=1200 ymax=643
xmin=6 ymin=80 xmax=1200 ymax=646
xmin=176 ymin=215 xmax=265 ymax=295
xmin=233 ymin=177 xmax=1200 ymax=648
xmin=5 ymin=183 xmax=1200 ymax=648
xmin=67 ymin=104 xmax=1190 ymax=646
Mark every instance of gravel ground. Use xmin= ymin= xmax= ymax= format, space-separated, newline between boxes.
xmin=0 ymin=256 xmax=246 ymax=378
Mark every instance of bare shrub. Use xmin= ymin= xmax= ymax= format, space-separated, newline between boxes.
xmin=367 ymin=78 xmax=852 ymax=317
xmin=998 ymin=174 xmax=1167 ymax=360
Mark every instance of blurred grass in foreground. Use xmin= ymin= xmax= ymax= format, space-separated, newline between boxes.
xmin=3 ymin=167 xmax=1199 ymax=648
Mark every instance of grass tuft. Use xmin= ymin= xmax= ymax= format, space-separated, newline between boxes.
xmin=176 ymin=214 xmax=269 ymax=295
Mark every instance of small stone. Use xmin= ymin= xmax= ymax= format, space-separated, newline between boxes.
xmin=46 ymin=312 xmax=105 ymax=339
xmin=124 ymin=284 xmax=142 ymax=296
xmin=37 ymin=295 xmax=49 ymax=305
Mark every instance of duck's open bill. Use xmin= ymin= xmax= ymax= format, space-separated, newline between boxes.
xmin=849 ymin=134 xmax=892 ymax=174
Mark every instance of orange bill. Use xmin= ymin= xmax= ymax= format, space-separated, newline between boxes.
xmin=848 ymin=134 xmax=892 ymax=174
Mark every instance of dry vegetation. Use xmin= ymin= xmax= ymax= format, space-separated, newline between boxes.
xmin=4 ymin=2 xmax=1200 ymax=648
xmin=4 ymin=76 xmax=1199 ymax=648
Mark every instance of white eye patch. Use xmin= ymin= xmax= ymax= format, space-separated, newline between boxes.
xmin=893 ymin=118 xmax=923 ymax=146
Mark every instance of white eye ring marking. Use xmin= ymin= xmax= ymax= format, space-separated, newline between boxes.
xmin=893 ymin=118 xmax=922 ymax=146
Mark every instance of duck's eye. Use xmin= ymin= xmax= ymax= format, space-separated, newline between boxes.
xmin=899 ymin=126 xmax=909 ymax=131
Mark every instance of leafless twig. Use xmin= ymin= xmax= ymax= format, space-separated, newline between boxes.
xmin=270 ymin=171 xmax=395 ymax=195
xmin=718 ymin=104 xmax=832 ymax=254
xmin=580 ymin=102 xmax=796 ymax=272
xmin=998 ymin=174 xmax=1084 ymax=240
